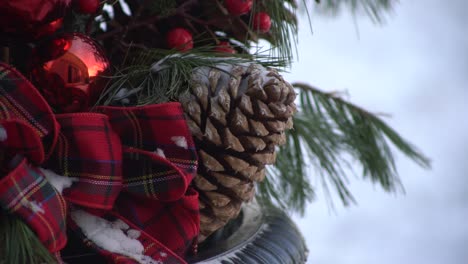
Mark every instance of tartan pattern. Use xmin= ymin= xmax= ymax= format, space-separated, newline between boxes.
xmin=122 ymin=148 xmax=188 ymax=201
xmin=96 ymin=104 xmax=198 ymax=177
xmin=0 ymin=158 xmax=67 ymax=252
xmin=44 ymin=113 xmax=123 ymax=210
xmin=0 ymin=119 xmax=45 ymax=165
xmin=68 ymin=211 xmax=186 ymax=264
xmin=116 ymin=188 xmax=200 ymax=257
xmin=0 ymin=63 xmax=59 ymax=161
xmin=0 ymin=62 xmax=200 ymax=263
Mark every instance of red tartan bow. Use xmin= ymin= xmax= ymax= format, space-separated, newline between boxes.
xmin=0 ymin=63 xmax=199 ymax=264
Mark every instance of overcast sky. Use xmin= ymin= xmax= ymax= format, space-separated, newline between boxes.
xmin=285 ymin=1 xmax=468 ymax=263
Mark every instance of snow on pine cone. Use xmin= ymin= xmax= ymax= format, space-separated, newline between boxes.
xmin=179 ymin=63 xmax=296 ymax=241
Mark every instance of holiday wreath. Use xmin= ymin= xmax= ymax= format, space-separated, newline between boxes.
xmin=0 ymin=0 xmax=429 ymax=263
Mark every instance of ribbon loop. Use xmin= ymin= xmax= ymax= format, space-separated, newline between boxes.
xmin=44 ymin=113 xmax=123 ymax=210
xmin=0 ymin=62 xmax=200 ymax=263
xmin=0 ymin=63 xmax=59 ymax=162
xmin=0 ymin=158 xmax=67 ymax=252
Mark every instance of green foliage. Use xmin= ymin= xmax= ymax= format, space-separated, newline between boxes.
xmin=0 ymin=213 xmax=56 ymax=264
xmin=258 ymin=83 xmax=430 ymax=214
xmin=96 ymin=48 xmax=287 ymax=106
xmin=251 ymin=0 xmax=299 ymax=64
xmin=311 ymin=0 xmax=396 ymax=22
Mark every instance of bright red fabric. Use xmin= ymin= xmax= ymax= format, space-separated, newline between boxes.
xmin=0 ymin=62 xmax=199 ymax=263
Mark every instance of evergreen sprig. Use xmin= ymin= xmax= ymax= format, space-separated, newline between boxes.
xmin=96 ymin=48 xmax=287 ymax=106
xmin=311 ymin=0 xmax=396 ymax=23
xmin=251 ymin=0 xmax=299 ymax=64
xmin=0 ymin=213 xmax=56 ymax=264
xmin=258 ymin=83 xmax=430 ymax=214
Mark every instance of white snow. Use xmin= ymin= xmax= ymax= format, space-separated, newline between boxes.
xmin=171 ymin=136 xmax=188 ymax=149
xmin=40 ymin=168 xmax=78 ymax=194
xmin=154 ymin=148 xmax=166 ymax=158
xmin=259 ymin=65 xmax=276 ymax=85
xmin=112 ymin=219 xmax=130 ymax=230
xmin=21 ymin=200 xmax=45 ymax=214
xmin=71 ymin=210 xmax=162 ymax=264
xmin=112 ymin=87 xmax=142 ymax=105
xmin=29 ymin=200 xmax=45 ymax=214
xmin=127 ymin=229 xmax=141 ymax=239
xmin=0 ymin=125 xmax=7 ymax=141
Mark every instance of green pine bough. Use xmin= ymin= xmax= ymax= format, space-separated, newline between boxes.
xmin=0 ymin=213 xmax=56 ymax=264
xmin=258 ymin=83 xmax=430 ymax=214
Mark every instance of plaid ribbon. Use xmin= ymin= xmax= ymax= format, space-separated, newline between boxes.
xmin=0 ymin=63 xmax=199 ymax=263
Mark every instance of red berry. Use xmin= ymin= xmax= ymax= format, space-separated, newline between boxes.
xmin=73 ymin=0 xmax=100 ymax=14
xmin=225 ymin=0 xmax=253 ymax=16
xmin=252 ymin=12 xmax=271 ymax=33
xmin=214 ymin=41 xmax=236 ymax=54
xmin=166 ymin=28 xmax=193 ymax=51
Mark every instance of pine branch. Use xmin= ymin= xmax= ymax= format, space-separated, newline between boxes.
xmin=251 ymin=0 xmax=299 ymax=63
xmin=259 ymin=83 xmax=430 ymax=214
xmin=95 ymin=49 xmax=287 ymax=106
xmin=311 ymin=0 xmax=397 ymax=22
xmin=0 ymin=213 xmax=56 ymax=264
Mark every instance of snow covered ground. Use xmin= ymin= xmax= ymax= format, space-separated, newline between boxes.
xmin=285 ymin=0 xmax=468 ymax=263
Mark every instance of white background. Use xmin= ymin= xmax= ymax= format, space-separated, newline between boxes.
xmin=284 ymin=0 xmax=468 ymax=263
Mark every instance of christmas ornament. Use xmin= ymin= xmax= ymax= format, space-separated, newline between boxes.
xmin=72 ymin=0 xmax=100 ymax=14
xmin=224 ymin=0 xmax=253 ymax=16
xmin=32 ymin=33 xmax=110 ymax=113
xmin=252 ymin=12 xmax=271 ymax=33
xmin=0 ymin=0 xmax=70 ymax=39
xmin=214 ymin=41 xmax=236 ymax=54
xmin=179 ymin=63 xmax=296 ymax=241
xmin=166 ymin=28 xmax=193 ymax=51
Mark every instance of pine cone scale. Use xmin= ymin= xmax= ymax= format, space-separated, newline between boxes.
xmin=180 ymin=63 xmax=296 ymax=241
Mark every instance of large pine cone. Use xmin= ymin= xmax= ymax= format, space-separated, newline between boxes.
xmin=179 ymin=63 xmax=296 ymax=242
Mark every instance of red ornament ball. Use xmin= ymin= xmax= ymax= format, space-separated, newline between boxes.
xmin=0 ymin=0 xmax=70 ymax=39
xmin=214 ymin=41 xmax=236 ymax=54
xmin=32 ymin=33 xmax=110 ymax=113
xmin=73 ymin=0 xmax=100 ymax=14
xmin=225 ymin=0 xmax=252 ymax=16
xmin=252 ymin=12 xmax=271 ymax=33
xmin=166 ymin=28 xmax=193 ymax=51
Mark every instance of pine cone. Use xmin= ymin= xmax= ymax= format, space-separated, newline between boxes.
xmin=179 ymin=63 xmax=296 ymax=241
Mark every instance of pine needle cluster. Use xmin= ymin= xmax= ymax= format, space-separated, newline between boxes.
xmin=258 ymin=83 xmax=430 ymax=214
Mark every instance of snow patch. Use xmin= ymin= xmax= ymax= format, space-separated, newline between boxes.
xmin=22 ymin=200 xmax=45 ymax=214
xmin=112 ymin=219 xmax=130 ymax=230
xmin=171 ymin=136 xmax=188 ymax=149
xmin=154 ymin=148 xmax=166 ymax=158
xmin=127 ymin=229 xmax=141 ymax=239
xmin=71 ymin=210 xmax=161 ymax=264
xmin=40 ymin=168 xmax=78 ymax=194
xmin=112 ymin=87 xmax=142 ymax=105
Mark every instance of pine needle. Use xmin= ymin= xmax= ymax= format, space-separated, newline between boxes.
xmin=95 ymin=48 xmax=287 ymax=106
xmin=0 ymin=213 xmax=56 ymax=264
xmin=310 ymin=0 xmax=396 ymax=23
xmin=259 ymin=83 xmax=430 ymax=214
xmin=251 ymin=0 xmax=299 ymax=64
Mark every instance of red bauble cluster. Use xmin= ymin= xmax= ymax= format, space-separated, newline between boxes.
xmin=223 ymin=0 xmax=271 ymax=33
xmin=225 ymin=0 xmax=253 ymax=16
xmin=214 ymin=41 xmax=236 ymax=54
xmin=252 ymin=12 xmax=271 ymax=33
xmin=0 ymin=0 xmax=70 ymax=39
xmin=32 ymin=33 xmax=110 ymax=113
xmin=166 ymin=28 xmax=193 ymax=51
xmin=72 ymin=0 xmax=100 ymax=14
